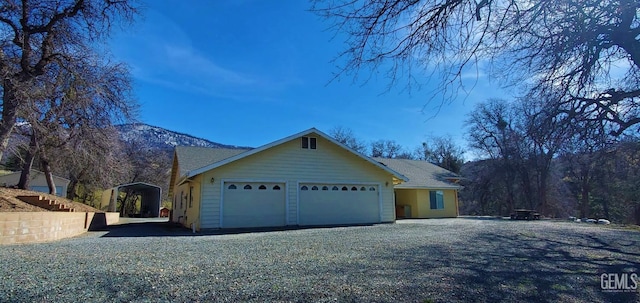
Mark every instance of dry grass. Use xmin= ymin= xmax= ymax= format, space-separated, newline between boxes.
xmin=0 ymin=187 xmax=101 ymax=212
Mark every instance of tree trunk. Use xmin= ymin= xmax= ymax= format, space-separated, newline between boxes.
xmin=119 ymin=190 xmax=130 ymax=217
xmin=580 ymin=181 xmax=590 ymax=218
xmin=17 ymin=134 xmax=37 ymax=189
xmin=66 ymin=177 xmax=79 ymax=200
xmin=41 ymin=158 xmax=56 ymax=196
xmin=0 ymin=81 xmax=19 ymax=163
xmin=578 ymin=161 xmax=591 ymax=219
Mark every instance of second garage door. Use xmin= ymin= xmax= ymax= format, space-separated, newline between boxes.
xmin=298 ymin=183 xmax=380 ymax=226
xmin=222 ymin=182 xmax=286 ymax=228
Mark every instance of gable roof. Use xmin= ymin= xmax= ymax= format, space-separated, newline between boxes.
xmin=182 ymin=128 xmax=408 ymax=182
xmin=374 ymin=157 xmax=462 ymax=189
xmin=174 ymin=146 xmax=251 ymax=176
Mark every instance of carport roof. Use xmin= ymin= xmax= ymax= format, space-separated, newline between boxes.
xmin=114 ymin=182 xmax=162 ymax=191
xmin=374 ymin=158 xmax=462 ymax=189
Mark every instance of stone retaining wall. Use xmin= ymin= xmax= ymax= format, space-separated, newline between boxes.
xmin=0 ymin=212 xmax=120 ymax=245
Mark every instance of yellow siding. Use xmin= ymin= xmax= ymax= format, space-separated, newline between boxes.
xmin=172 ymin=183 xmax=187 ymax=225
xmin=396 ymin=189 xmax=459 ymax=218
xmin=198 ymin=134 xmax=396 ymax=229
xmin=395 ymin=189 xmax=418 ymax=218
xmin=183 ymin=175 xmax=202 ymax=230
xmin=417 ymin=189 xmax=458 ymax=218
xmin=172 ymin=174 xmax=202 ymax=229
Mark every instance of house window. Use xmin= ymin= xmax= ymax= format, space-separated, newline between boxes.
xmin=360 ymin=186 xmax=366 ymax=191
xmin=301 ymin=185 xmax=309 ymax=190
xmin=244 ymin=184 xmax=252 ymax=190
xmin=341 ymin=186 xmax=348 ymax=191
xmin=228 ymin=184 xmax=237 ymax=189
xmin=311 ymin=186 xmax=319 ymax=190
xmin=259 ymin=185 xmax=267 ymax=190
xmin=273 ymin=185 xmax=281 ymax=190
xmin=332 ymin=186 xmax=339 ymax=191
xmin=351 ymin=186 xmax=357 ymax=191
xmin=301 ymin=136 xmax=317 ymax=149
xmin=180 ymin=191 xmax=183 ymax=209
xmin=430 ymin=190 xmax=445 ymax=210
xmin=189 ymin=186 xmax=193 ymax=208
xmin=322 ymin=186 xmax=329 ymax=191
xmin=369 ymin=187 xmax=376 ymax=191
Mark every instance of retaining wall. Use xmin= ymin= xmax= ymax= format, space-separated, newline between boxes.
xmin=0 ymin=212 xmax=120 ymax=245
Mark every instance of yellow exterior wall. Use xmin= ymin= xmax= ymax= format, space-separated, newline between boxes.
xmin=417 ymin=189 xmax=458 ymax=218
xmin=197 ymin=133 xmax=397 ymax=229
xmin=172 ymin=175 xmax=202 ymax=230
xmin=396 ymin=188 xmax=459 ymax=218
xmin=395 ymin=189 xmax=418 ymax=218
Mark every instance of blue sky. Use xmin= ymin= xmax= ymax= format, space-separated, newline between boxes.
xmin=109 ymin=1 xmax=510 ymax=157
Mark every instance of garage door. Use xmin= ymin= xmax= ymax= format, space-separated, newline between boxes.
xmin=298 ymin=183 xmax=380 ymax=226
xmin=223 ymin=182 xmax=286 ymax=228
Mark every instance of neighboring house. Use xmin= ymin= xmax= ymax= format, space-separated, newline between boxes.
xmin=169 ymin=128 xmax=408 ymax=230
xmin=374 ymin=158 xmax=462 ymax=219
xmin=0 ymin=170 xmax=70 ymax=197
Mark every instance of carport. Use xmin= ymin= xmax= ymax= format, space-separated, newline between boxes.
xmin=102 ymin=182 xmax=162 ymax=217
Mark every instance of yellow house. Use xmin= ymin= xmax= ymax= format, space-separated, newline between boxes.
xmin=374 ymin=158 xmax=462 ymax=219
xmin=168 ymin=128 xmax=408 ymax=230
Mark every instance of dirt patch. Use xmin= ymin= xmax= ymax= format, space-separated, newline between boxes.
xmin=0 ymin=187 xmax=101 ymax=212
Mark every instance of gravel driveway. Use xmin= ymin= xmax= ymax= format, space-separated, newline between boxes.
xmin=1 ymin=218 xmax=639 ymax=302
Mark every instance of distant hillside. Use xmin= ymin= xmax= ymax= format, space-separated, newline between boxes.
xmin=115 ymin=123 xmax=249 ymax=151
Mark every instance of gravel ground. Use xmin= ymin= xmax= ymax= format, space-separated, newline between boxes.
xmin=1 ymin=218 xmax=639 ymax=303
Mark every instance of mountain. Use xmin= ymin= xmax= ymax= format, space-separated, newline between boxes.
xmin=115 ymin=123 xmax=249 ymax=151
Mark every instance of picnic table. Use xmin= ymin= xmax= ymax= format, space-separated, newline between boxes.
xmin=510 ymin=209 xmax=541 ymax=220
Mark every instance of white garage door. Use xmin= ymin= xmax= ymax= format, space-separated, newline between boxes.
xmin=298 ymin=183 xmax=380 ymax=226
xmin=222 ymin=182 xmax=286 ymax=228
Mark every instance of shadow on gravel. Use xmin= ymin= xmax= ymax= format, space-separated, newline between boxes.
xmin=367 ymin=226 xmax=640 ymax=302
xmin=100 ymin=221 xmax=377 ymax=238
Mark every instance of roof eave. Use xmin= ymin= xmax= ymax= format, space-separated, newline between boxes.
xmin=394 ymin=185 xmax=463 ymax=190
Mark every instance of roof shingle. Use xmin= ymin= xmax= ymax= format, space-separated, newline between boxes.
xmin=374 ymin=157 xmax=461 ymax=189
xmin=175 ymin=146 xmax=251 ymax=176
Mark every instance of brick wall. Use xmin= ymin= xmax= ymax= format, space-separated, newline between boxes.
xmin=0 ymin=212 xmax=120 ymax=245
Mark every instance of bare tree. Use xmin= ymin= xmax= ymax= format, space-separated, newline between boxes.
xmin=415 ymin=135 xmax=465 ymax=173
xmin=313 ymin=0 xmax=640 ymax=138
xmin=466 ymin=99 xmax=522 ymax=213
xmin=14 ymin=58 xmax=136 ymax=195
xmin=0 ymin=0 xmax=140 ymax=161
xmin=328 ymin=126 xmax=368 ymax=154
xmin=371 ymin=139 xmax=405 ymax=158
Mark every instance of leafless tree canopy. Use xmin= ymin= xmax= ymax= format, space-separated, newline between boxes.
xmin=313 ymin=0 xmax=640 ymax=136
xmin=328 ymin=126 xmax=368 ymax=154
xmin=0 ymin=0 xmax=140 ymax=161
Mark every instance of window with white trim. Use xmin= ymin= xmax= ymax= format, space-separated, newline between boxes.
xmin=430 ymin=190 xmax=445 ymax=210
xmin=301 ymin=136 xmax=317 ymax=149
